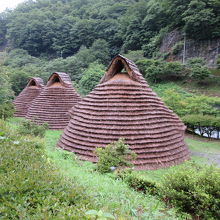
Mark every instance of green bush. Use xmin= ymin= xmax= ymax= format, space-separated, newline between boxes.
xmin=187 ymin=57 xmax=206 ymax=67
xmin=116 ymin=169 xmax=159 ymax=195
xmin=136 ymin=59 xmax=186 ymax=83
xmin=216 ymin=54 xmax=220 ymax=69
xmin=78 ymin=62 xmax=105 ymax=95
xmin=186 ymin=57 xmax=210 ymax=81
xmin=18 ymin=120 xmax=48 ymax=137
xmin=160 ymin=162 xmax=220 ymax=219
xmin=95 ymin=138 xmax=136 ymax=173
xmin=182 ymin=114 xmax=220 ymax=138
xmin=172 ymin=41 xmax=183 ymax=55
xmin=0 ymin=120 xmax=93 ymax=219
xmin=190 ymin=65 xmax=210 ymax=81
xmin=0 ymin=65 xmax=14 ymax=103
xmin=0 ymin=102 xmax=15 ymax=120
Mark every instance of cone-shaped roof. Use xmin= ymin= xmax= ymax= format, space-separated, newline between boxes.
xmin=13 ymin=77 xmax=44 ymax=117
xmin=57 ymin=55 xmax=189 ymax=170
xmin=26 ymin=72 xmax=81 ymax=130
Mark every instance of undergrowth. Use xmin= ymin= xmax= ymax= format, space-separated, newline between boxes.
xmin=0 ymin=120 xmax=93 ymax=219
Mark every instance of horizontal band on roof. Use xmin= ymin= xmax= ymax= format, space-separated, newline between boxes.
xmin=62 ymin=129 xmax=183 ymax=146
xmin=58 ymin=135 xmax=185 ymax=152
xmin=67 ymin=120 xmax=183 ymax=134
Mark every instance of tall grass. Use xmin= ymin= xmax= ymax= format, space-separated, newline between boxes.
xmin=44 ymin=130 xmax=178 ymax=219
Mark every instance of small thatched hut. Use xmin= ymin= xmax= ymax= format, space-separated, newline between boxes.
xmin=13 ymin=77 xmax=44 ymax=117
xmin=57 ymin=55 xmax=189 ymax=169
xmin=26 ymin=72 xmax=81 ymax=130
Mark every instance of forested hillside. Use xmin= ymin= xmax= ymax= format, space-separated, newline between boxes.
xmin=1 ymin=0 xmax=220 ymax=58
xmin=1 ymin=0 xmax=220 ymax=136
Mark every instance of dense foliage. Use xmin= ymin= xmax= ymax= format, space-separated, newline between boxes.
xmin=114 ymin=162 xmax=220 ymax=219
xmin=0 ymin=120 xmax=93 ymax=219
xmin=95 ymin=138 xmax=136 ymax=173
xmin=160 ymin=163 xmax=220 ymax=219
xmin=18 ymin=119 xmax=48 ymax=137
xmin=182 ymin=114 xmax=220 ymax=138
xmin=0 ymin=0 xmax=220 ymax=57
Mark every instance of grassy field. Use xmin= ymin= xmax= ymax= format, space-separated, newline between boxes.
xmin=5 ymin=118 xmax=220 ymax=219
xmin=44 ymin=129 xmax=178 ymax=219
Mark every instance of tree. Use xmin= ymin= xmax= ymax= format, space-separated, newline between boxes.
xmin=78 ymin=62 xmax=105 ymax=95
xmin=90 ymin=39 xmax=110 ymax=65
xmin=0 ymin=65 xmax=14 ymax=103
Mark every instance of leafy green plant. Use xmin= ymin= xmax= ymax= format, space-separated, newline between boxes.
xmin=18 ymin=119 xmax=48 ymax=137
xmin=0 ymin=120 xmax=93 ymax=219
xmin=0 ymin=102 xmax=15 ymax=120
xmin=172 ymin=41 xmax=183 ymax=55
xmin=85 ymin=210 xmax=115 ymax=220
xmin=190 ymin=65 xmax=210 ymax=81
xmin=160 ymin=162 xmax=220 ymax=219
xmin=216 ymin=54 xmax=220 ymax=69
xmin=182 ymin=114 xmax=220 ymax=138
xmin=136 ymin=59 xmax=186 ymax=83
xmin=116 ymin=168 xmax=159 ymax=195
xmin=95 ymin=138 xmax=136 ymax=173
xmin=78 ymin=62 xmax=105 ymax=95
xmin=187 ymin=57 xmax=206 ymax=67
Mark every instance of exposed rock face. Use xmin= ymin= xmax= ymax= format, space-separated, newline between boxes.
xmin=160 ymin=30 xmax=220 ymax=68
xmin=57 ymin=55 xmax=189 ymax=170
xmin=26 ymin=72 xmax=81 ymax=130
xmin=13 ymin=77 xmax=44 ymax=117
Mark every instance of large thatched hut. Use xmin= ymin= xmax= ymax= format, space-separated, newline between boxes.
xmin=57 ymin=55 xmax=189 ymax=169
xmin=13 ymin=77 xmax=44 ymax=117
xmin=26 ymin=72 xmax=81 ymax=130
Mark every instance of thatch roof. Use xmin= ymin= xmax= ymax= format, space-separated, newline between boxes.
xmin=13 ymin=77 xmax=44 ymax=117
xmin=57 ymin=55 xmax=189 ymax=170
xmin=26 ymin=72 xmax=81 ymax=130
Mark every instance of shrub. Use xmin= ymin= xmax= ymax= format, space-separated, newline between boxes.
xmin=10 ymin=69 xmax=31 ymax=95
xmin=160 ymin=162 xmax=220 ymax=219
xmin=0 ymin=102 xmax=15 ymax=120
xmin=123 ymin=50 xmax=145 ymax=62
xmin=0 ymin=65 xmax=14 ymax=103
xmin=78 ymin=62 xmax=105 ymax=95
xmin=18 ymin=120 xmax=48 ymax=137
xmin=190 ymin=65 xmax=210 ymax=81
xmin=187 ymin=57 xmax=206 ymax=67
xmin=164 ymin=61 xmax=187 ymax=79
xmin=95 ymin=138 xmax=136 ymax=173
xmin=136 ymin=59 xmax=186 ymax=83
xmin=182 ymin=114 xmax=220 ymax=138
xmin=216 ymin=54 xmax=220 ymax=69
xmin=172 ymin=41 xmax=183 ymax=55
xmin=116 ymin=168 xmax=159 ymax=195
xmin=0 ymin=120 xmax=92 ymax=219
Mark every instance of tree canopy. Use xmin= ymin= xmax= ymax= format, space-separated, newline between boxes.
xmin=0 ymin=0 xmax=219 ymax=57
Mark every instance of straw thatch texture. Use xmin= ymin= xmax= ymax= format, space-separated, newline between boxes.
xmin=58 ymin=55 xmax=189 ymax=170
xmin=13 ymin=77 xmax=44 ymax=117
xmin=26 ymin=72 xmax=81 ymax=130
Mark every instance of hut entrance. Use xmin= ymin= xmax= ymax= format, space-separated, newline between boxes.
xmin=47 ymin=74 xmax=63 ymax=87
xmin=107 ymin=59 xmax=133 ymax=82
xmin=110 ymin=60 xmax=127 ymax=76
xmin=27 ymin=79 xmax=37 ymax=88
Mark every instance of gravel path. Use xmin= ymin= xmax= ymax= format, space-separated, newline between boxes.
xmin=190 ymin=151 xmax=220 ymax=167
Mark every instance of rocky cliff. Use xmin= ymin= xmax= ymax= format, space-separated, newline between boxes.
xmin=160 ymin=30 xmax=220 ymax=68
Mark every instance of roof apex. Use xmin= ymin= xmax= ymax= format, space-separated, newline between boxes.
xmin=101 ymin=54 xmax=145 ymax=84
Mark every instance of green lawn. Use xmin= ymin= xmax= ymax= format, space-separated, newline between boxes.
xmin=6 ymin=117 xmax=220 ymax=219
xmin=44 ymin=130 xmax=178 ymax=219
xmin=186 ymin=136 xmax=220 ymax=153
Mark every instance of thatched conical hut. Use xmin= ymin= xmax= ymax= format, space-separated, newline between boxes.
xmin=13 ymin=77 xmax=44 ymax=117
xmin=57 ymin=55 xmax=189 ymax=169
xmin=26 ymin=72 xmax=81 ymax=130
